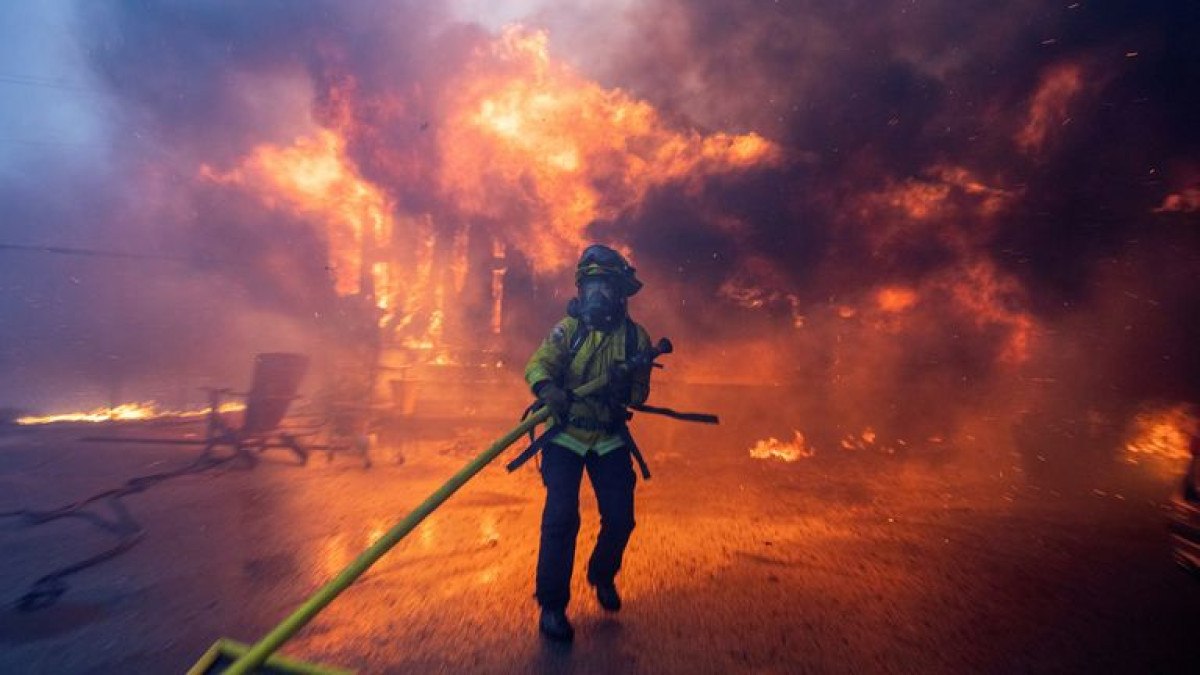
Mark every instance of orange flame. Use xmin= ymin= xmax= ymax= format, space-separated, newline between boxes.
xmin=201 ymin=25 xmax=781 ymax=363
xmin=201 ymin=129 xmax=394 ymax=301
xmin=862 ymin=164 xmax=1015 ymax=250
xmin=876 ymin=287 xmax=918 ymax=313
xmin=749 ymin=430 xmax=815 ymax=462
xmin=439 ymin=25 xmax=781 ymax=272
xmin=1153 ymin=186 xmax=1200 ymax=214
xmin=840 ymin=427 xmax=879 ymax=451
xmin=1124 ymin=403 xmax=1197 ymax=462
xmin=718 ymin=256 xmax=806 ymax=327
xmin=942 ymin=259 xmax=1035 ymax=364
xmin=859 ymin=166 xmax=1034 ymax=364
xmin=16 ymin=400 xmax=245 ymax=426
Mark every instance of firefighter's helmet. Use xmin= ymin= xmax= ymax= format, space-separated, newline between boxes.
xmin=574 ymin=244 xmax=643 ymax=296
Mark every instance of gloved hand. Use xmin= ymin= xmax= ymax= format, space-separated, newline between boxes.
xmin=533 ymin=381 xmax=571 ymax=423
xmin=606 ymin=362 xmax=633 ymax=406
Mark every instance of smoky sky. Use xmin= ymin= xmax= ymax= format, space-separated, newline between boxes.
xmin=0 ymin=0 xmax=1197 ymax=417
xmin=605 ymin=0 xmax=1200 ymax=400
xmin=607 ymin=0 xmax=1199 ymax=287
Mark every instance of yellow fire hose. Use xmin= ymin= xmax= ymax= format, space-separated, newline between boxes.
xmin=189 ymin=372 xmax=615 ymax=675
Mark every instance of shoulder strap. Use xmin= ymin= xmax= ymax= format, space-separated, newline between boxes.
xmin=624 ymin=317 xmax=637 ymax=360
xmin=569 ymin=321 xmax=590 ymax=358
xmin=557 ymin=319 xmax=590 ymax=386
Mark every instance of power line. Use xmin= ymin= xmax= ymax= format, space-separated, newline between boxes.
xmin=0 ymin=137 xmax=107 ymax=148
xmin=0 ymin=242 xmax=331 ymax=275
xmin=0 ymin=72 xmax=107 ymax=95
xmin=0 ymin=242 xmax=222 ymax=265
xmin=0 ymin=242 xmax=332 ymax=275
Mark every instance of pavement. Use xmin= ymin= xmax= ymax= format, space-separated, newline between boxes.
xmin=1 ymin=387 xmax=1198 ymax=674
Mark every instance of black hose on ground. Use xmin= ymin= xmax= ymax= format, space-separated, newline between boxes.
xmin=0 ymin=446 xmax=247 ymax=611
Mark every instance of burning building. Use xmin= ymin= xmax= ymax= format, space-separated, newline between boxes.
xmin=87 ymin=21 xmax=780 ymax=414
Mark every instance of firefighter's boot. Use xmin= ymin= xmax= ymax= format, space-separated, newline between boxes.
xmin=539 ymin=608 xmax=575 ymax=642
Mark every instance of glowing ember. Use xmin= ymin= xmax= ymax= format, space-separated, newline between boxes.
xmin=749 ymin=431 xmax=815 ymax=462
xmin=876 ymin=287 xmax=918 ymax=313
xmin=1124 ymin=403 xmax=1197 ymax=462
xmin=16 ymin=401 xmax=246 ymax=426
xmin=841 ymin=428 xmax=878 ymax=451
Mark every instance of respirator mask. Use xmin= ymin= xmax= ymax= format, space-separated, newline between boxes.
xmin=575 ymin=275 xmax=625 ymax=330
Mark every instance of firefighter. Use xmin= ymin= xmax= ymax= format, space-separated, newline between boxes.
xmin=523 ymin=244 xmax=653 ymax=642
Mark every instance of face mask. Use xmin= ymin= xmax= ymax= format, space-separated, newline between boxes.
xmin=577 ymin=276 xmax=624 ymax=329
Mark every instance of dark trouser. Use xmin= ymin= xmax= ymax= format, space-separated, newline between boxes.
xmin=536 ymin=443 xmax=637 ymax=611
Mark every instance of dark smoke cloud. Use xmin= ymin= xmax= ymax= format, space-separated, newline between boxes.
xmin=590 ymin=0 xmax=1200 ymax=408
xmin=602 ymin=1 xmax=1196 ymax=264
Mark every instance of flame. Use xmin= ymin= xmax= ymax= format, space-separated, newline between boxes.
xmin=439 ymin=25 xmax=781 ymax=272
xmin=941 ymin=259 xmax=1035 ymax=364
xmin=862 ymin=165 xmax=1015 ymax=251
xmin=201 ymin=129 xmax=394 ymax=302
xmin=719 ymin=163 xmax=1035 ymax=374
xmin=841 ymin=427 xmax=878 ymax=451
xmin=859 ymin=167 xmax=1034 ymax=364
xmin=1124 ymin=403 xmax=1197 ymax=462
xmin=1153 ymin=186 xmax=1200 ymax=213
xmin=1016 ymin=63 xmax=1084 ymax=155
xmin=201 ymin=25 xmax=779 ymax=364
xmin=718 ymin=257 xmax=806 ymax=327
xmin=203 ymin=133 xmax=449 ymax=351
xmin=16 ymin=400 xmax=245 ymax=426
xmin=884 ymin=179 xmax=949 ymax=220
xmin=876 ymin=287 xmax=918 ymax=313
xmin=749 ymin=430 xmax=815 ymax=462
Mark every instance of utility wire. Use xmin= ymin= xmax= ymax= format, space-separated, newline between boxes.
xmin=0 ymin=242 xmax=222 ymax=265
xmin=0 ymin=241 xmax=336 ymax=277
xmin=0 ymin=73 xmax=107 ymax=95
xmin=0 ymin=137 xmax=108 ymax=148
